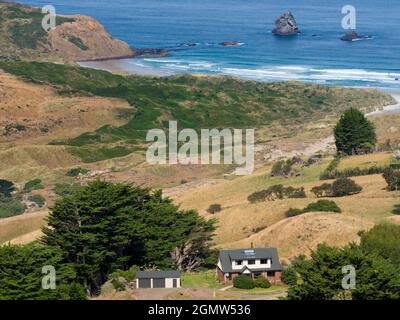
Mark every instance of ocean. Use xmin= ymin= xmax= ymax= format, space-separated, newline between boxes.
xmin=19 ymin=0 xmax=400 ymax=88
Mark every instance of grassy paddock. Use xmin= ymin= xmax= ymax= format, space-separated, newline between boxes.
xmin=181 ymin=270 xmax=224 ymax=289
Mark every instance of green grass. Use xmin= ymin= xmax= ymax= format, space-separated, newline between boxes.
xmin=68 ymin=36 xmax=89 ymax=51
xmin=1 ymin=2 xmax=75 ymax=50
xmin=229 ymin=285 xmax=287 ymax=295
xmin=181 ymin=270 xmax=224 ymax=289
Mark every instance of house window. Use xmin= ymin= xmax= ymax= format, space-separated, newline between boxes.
xmin=248 ymin=259 xmax=255 ymax=265
xmin=267 ymin=271 xmax=275 ymax=277
xmin=235 ymin=260 xmax=242 ymax=265
xmin=260 ymin=259 xmax=268 ymax=264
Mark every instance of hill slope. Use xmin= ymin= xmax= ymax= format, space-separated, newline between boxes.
xmin=0 ymin=61 xmax=395 ymax=163
xmin=0 ymin=1 xmax=134 ymax=62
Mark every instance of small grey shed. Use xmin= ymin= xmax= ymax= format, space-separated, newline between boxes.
xmin=136 ymin=270 xmax=181 ymax=289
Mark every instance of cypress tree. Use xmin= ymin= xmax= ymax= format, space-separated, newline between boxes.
xmin=334 ymin=108 xmax=376 ymax=155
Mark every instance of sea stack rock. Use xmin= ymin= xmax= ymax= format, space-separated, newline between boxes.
xmin=272 ymin=11 xmax=300 ymax=36
xmin=340 ymin=30 xmax=372 ymax=41
xmin=219 ymin=41 xmax=242 ymax=46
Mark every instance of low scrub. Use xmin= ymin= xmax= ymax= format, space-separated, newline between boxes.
xmin=382 ymin=168 xmax=400 ymax=191
xmin=248 ymin=185 xmax=306 ymax=203
xmin=303 ymin=200 xmax=341 ymax=213
xmin=28 ymin=194 xmax=46 ymax=207
xmin=254 ymin=277 xmax=271 ymax=288
xmin=311 ymin=178 xmax=362 ymax=198
xmin=66 ymin=167 xmax=90 ymax=177
xmin=286 ymin=200 xmax=341 ymax=217
xmin=207 ymin=204 xmax=222 ymax=214
xmin=53 ymin=183 xmax=81 ymax=197
xmin=271 ymin=159 xmax=294 ymax=177
xmin=233 ymin=275 xmax=255 ymax=289
xmin=24 ymin=179 xmax=44 ymax=192
xmin=0 ymin=195 xmax=26 ymax=218
xmin=320 ymin=166 xmax=387 ymax=180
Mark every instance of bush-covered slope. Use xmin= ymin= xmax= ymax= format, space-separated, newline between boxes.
xmin=0 ymin=61 xmax=395 ymax=161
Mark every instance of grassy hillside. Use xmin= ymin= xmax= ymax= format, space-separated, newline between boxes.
xmin=0 ymin=61 xmax=395 ymax=162
xmin=171 ymin=153 xmax=400 ymax=259
xmin=0 ymin=1 xmax=75 ymax=60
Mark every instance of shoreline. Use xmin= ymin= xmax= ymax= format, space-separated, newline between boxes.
xmin=78 ymin=58 xmax=400 ymax=114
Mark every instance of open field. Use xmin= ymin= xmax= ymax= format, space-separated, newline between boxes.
xmin=0 ymin=210 xmax=47 ymax=244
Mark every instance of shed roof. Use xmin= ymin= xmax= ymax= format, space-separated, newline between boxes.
xmin=136 ymin=270 xmax=180 ymax=279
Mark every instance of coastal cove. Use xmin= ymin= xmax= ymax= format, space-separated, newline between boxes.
xmin=18 ymin=0 xmax=400 ymax=88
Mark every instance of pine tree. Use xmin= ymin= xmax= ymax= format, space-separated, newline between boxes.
xmin=42 ymin=180 xmax=216 ymax=295
xmin=334 ymin=108 xmax=376 ymax=155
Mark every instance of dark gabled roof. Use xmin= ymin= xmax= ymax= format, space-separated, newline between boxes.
xmin=136 ymin=270 xmax=180 ymax=279
xmin=218 ymin=248 xmax=283 ymax=273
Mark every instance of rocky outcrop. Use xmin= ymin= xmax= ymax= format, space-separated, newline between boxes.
xmin=0 ymin=2 xmax=166 ymax=63
xmin=219 ymin=41 xmax=243 ymax=46
xmin=340 ymin=30 xmax=372 ymax=41
xmin=272 ymin=12 xmax=300 ymax=36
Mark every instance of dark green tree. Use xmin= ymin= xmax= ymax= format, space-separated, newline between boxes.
xmin=359 ymin=224 xmax=400 ymax=264
xmin=42 ymin=180 xmax=215 ymax=295
xmin=288 ymin=242 xmax=400 ymax=300
xmin=0 ymin=179 xmax=15 ymax=197
xmin=0 ymin=244 xmax=85 ymax=300
xmin=331 ymin=177 xmax=362 ymax=197
xmin=281 ymin=265 xmax=297 ymax=286
xmin=334 ymin=108 xmax=376 ymax=155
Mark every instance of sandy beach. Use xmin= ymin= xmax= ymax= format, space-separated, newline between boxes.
xmin=78 ymin=59 xmax=173 ymax=76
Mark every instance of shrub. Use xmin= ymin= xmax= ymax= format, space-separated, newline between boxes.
xmin=248 ymin=190 xmax=270 ymax=203
xmin=271 ymin=159 xmax=293 ymax=177
xmin=303 ymin=200 xmax=341 ymax=213
xmin=109 ymin=265 xmax=140 ymax=283
xmin=311 ymin=183 xmax=333 ymax=198
xmin=233 ymin=275 xmax=255 ymax=289
xmin=207 ymin=204 xmax=222 ymax=214
xmin=281 ymin=266 xmax=297 ymax=286
xmin=248 ymin=185 xmax=306 ymax=204
xmin=28 ymin=194 xmax=46 ymax=207
xmin=24 ymin=179 xmax=44 ymax=192
xmin=331 ymin=178 xmax=362 ymax=197
xmin=0 ymin=179 xmax=15 ymax=198
xmin=286 ymin=208 xmax=304 ymax=218
xmin=285 ymin=186 xmax=306 ymax=199
xmin=320 ymin=165 xmax=388 ymax=180
xmin=66 ymin=168 xmax=90 ymax=177
xmin=53 ymin=183 xmax=81 ymax=197
xmin=0 ymin=196 xmax=26 ymax=218
xmin=254 ymin=276 xmax=271 ymax=288
xmin=382 ymin=168 xmax=400 ymax=191
xmin=393 ymin=205 xmax=400 ymax=215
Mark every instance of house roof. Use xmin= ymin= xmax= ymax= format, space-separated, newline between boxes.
xmin=136 ymin=270 xmax=180 ymax=279
xmin=218 ymin=248 xmax=283 ymax=273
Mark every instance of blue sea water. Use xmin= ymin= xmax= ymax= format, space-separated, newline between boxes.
xmin=19 ymin=0 xmax=400 ymax=88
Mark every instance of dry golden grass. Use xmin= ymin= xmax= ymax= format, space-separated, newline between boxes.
xmin=0 ymin=71 xmax=132 ymax=145
xmin=0 ymin=210 xmax=47 ymax=244
xmin=172 ymin=160 xmax=399 ymax=259
xmin=337 ymin=153 xmax=393 ymax=170
xmin=224 ymin=212 xmax=374 ymax=259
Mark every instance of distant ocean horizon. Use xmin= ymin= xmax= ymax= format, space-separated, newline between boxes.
xmin=20 ymin=0 xmax=400 ymax=88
